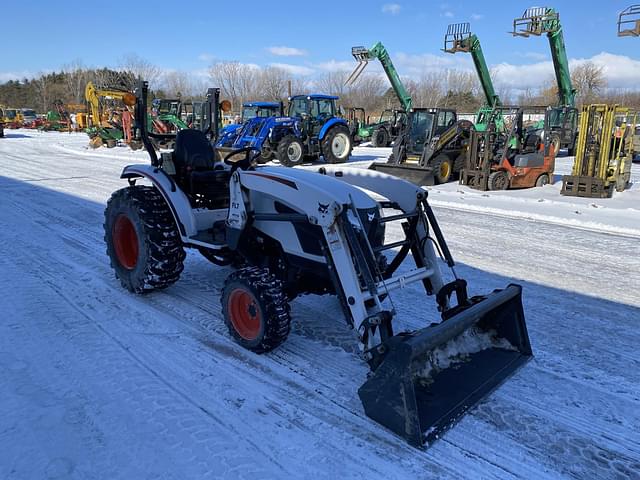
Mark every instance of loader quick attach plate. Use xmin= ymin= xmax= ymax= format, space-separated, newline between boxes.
xmin=358 ymin=284 xmax=532 ymax=447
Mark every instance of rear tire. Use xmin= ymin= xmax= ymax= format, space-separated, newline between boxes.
xmin=488 ymin=171 xmax=510 ymax=191
xmin=371 ymin=127 xmax=389 ymax=147
xmin=277 ymin=135 xmax=304 ymax=167
xmin=104 ymin=186 xmax=185 ymax=293
xmin=322 ymin=125 xmax=352 ymax=164
xmin=432 ymin=155 xmax=453 ymax=184
xmin=221 ymin=267 xmax=291 ymax=353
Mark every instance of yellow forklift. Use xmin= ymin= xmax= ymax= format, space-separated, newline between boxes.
xmin=561 ymin=105 xmax=636 ymax=198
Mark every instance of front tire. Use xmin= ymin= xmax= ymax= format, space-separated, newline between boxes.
xmin=432 ymin=154 xmax=453 ymax=184
xmin=488 ymin=171 xmax=510 ymax=191
xmin=322 ymin=126 xmax=352 ymax=164
xmin=104 ymin=186 xmax=185 ymax=293
xmin=277 ymin=135 xmax=304 ymax=167
xmin=221 ymin=267 xmax=291 ymax=353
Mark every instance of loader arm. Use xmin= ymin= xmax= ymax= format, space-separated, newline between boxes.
xmin=422 ymin=119 xmax=474 ymax=162
xmin=346 ymin=42 xmax=413 ymax=112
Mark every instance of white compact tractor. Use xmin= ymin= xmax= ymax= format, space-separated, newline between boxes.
xmin=103 ymin=81 xmax=532 ymax=447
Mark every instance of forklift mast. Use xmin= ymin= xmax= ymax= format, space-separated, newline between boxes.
xmin=346 ymin=42 xmax=413 ymax=112
xmin=443 ymin=23 xmax=501 ymax=109
xmin=512 ymin=7 xmax=576 ymax=108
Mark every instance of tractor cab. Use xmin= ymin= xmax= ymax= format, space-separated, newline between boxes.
xmin=241 ymin=102 xmax=283 ymax=122
xmin=405 ymin=108 xmax=457 ymax=157
xmin=288 ymin=94 xmax=339 ymax=136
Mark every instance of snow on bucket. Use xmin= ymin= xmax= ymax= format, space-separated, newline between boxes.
xmin=358 ymin=284 xmax=532 ymax=447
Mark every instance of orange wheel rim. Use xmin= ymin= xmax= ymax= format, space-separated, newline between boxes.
xmin=113 ymin=214 xmax=138 ymax=269
xmin=228 ymin=288 xmax=261 ymax=340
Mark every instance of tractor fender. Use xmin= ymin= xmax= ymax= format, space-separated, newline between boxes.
xmin=318 ymin=118 xmax=349 ymax=140
xmin=120 ymin=164 xmax=197 ymax=237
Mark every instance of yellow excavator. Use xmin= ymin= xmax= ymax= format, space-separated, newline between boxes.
xmin=85 ymin=81 xmax=137 ymax=148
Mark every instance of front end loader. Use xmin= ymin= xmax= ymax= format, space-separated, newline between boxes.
xmin=103 ymin=80 xmax=533 ymax=448
xmin=561 ymin=104 xmax=635 ymax=198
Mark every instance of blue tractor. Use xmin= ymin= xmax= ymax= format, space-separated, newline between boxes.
xmin=217 ymin=94 xmax=353 ymax=167
xmin=217 ymin=101 xmax=283 ymax=162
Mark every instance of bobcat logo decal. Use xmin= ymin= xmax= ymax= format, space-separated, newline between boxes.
xmin=317 ymin=202 xmax=330 ymax=214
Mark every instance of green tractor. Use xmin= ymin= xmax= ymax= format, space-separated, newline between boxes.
xmin=348 ymin=107 xmax=406 ymax=146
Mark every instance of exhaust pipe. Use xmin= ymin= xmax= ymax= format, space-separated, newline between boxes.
xmin=358 ymin=284 xmax=532 ymax=447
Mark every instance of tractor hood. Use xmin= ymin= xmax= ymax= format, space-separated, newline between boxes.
xmin=245 ymin=166 xmax=379 ymax=211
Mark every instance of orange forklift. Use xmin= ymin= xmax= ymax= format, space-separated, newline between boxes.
xmin=460 ymin=106 xmax=557 ymax=190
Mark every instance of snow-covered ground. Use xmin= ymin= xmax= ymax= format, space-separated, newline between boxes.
xmin=1 ymin=130 xmax=639 ymax=479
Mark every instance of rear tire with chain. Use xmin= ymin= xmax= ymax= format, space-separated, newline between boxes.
xmin=221 ymin=267 xmax=291 ymax=353
xmin=104 ymin=186 xmax=185 ymax=293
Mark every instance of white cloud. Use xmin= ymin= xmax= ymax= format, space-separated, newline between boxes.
xmin=442 ymin=11 xmax=454 ymax=18
xmin=0 ymin=70 xmax=40 ymax=83
xmin=393 ymin=51 xmax=474 ymax=76
xmin=470 ymin=13 xmax=484 ymax=21
xmin=382 ymin=3 xmax=401 ymax=15
xmin=267 ymin=46 xmax=307 ymax=57
xmin=269 ymin=63 xmax=314 ymax=76
xmin=316 ymin=60 xmax=356 ymax=72
xmin=492 ymin=52 xmax=640 ymax=92
xmin=198 ymin=53 xmax=216 ymax=62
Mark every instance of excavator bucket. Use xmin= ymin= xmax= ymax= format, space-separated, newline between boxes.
xmin=618 ymin=5 xmax=640 ymax=37
xmin=359 ymin=284 xmax=532 ymax=447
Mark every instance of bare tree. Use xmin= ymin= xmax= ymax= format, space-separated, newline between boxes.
xmin=314 ymin=71 xmax=350 ymax=98
xmin=209 ymin=61 xmax=258 ymax=110
xmin=63 ymin=60 xmax=87 ymax=104
xmin=255 ymin=67 xmax=289 ymax=101
xmin=119 ymin=54 xmax=162 ymax=89
xmin=162 ymin=71 xmax=197 ymax=98
xmin=32 ymin=73 xmax=53 ymax=112
xmin=571 ymin=61 xmax=607 ymax=106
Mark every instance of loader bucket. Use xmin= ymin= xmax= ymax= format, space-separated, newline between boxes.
xmin=368 ymin=162 xmax=435 ymax=187
xmin=358 ymin=284 xmax=532 ymax=447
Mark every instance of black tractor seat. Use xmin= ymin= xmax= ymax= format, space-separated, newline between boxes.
xmin=172 ymin=129 xmax=230 ymax=192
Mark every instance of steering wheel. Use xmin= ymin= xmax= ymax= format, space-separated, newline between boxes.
xmin=223 ymin=146 xmax=261 ymax=171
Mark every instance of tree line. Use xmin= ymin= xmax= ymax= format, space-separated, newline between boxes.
xmin=1 ymin=55 xmax=638 ymax=115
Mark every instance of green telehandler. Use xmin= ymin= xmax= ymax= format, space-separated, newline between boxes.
xmin=347 ymin=42 xmax=472 ymax=185
xmin=511 ymin=7 xmax=579 ymax=155
xmin=442 ymin=22 xmax=503 ymax=132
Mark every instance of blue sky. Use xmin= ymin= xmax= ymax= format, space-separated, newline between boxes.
xmin=3 ymin=1 xmax=640 ymax=89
